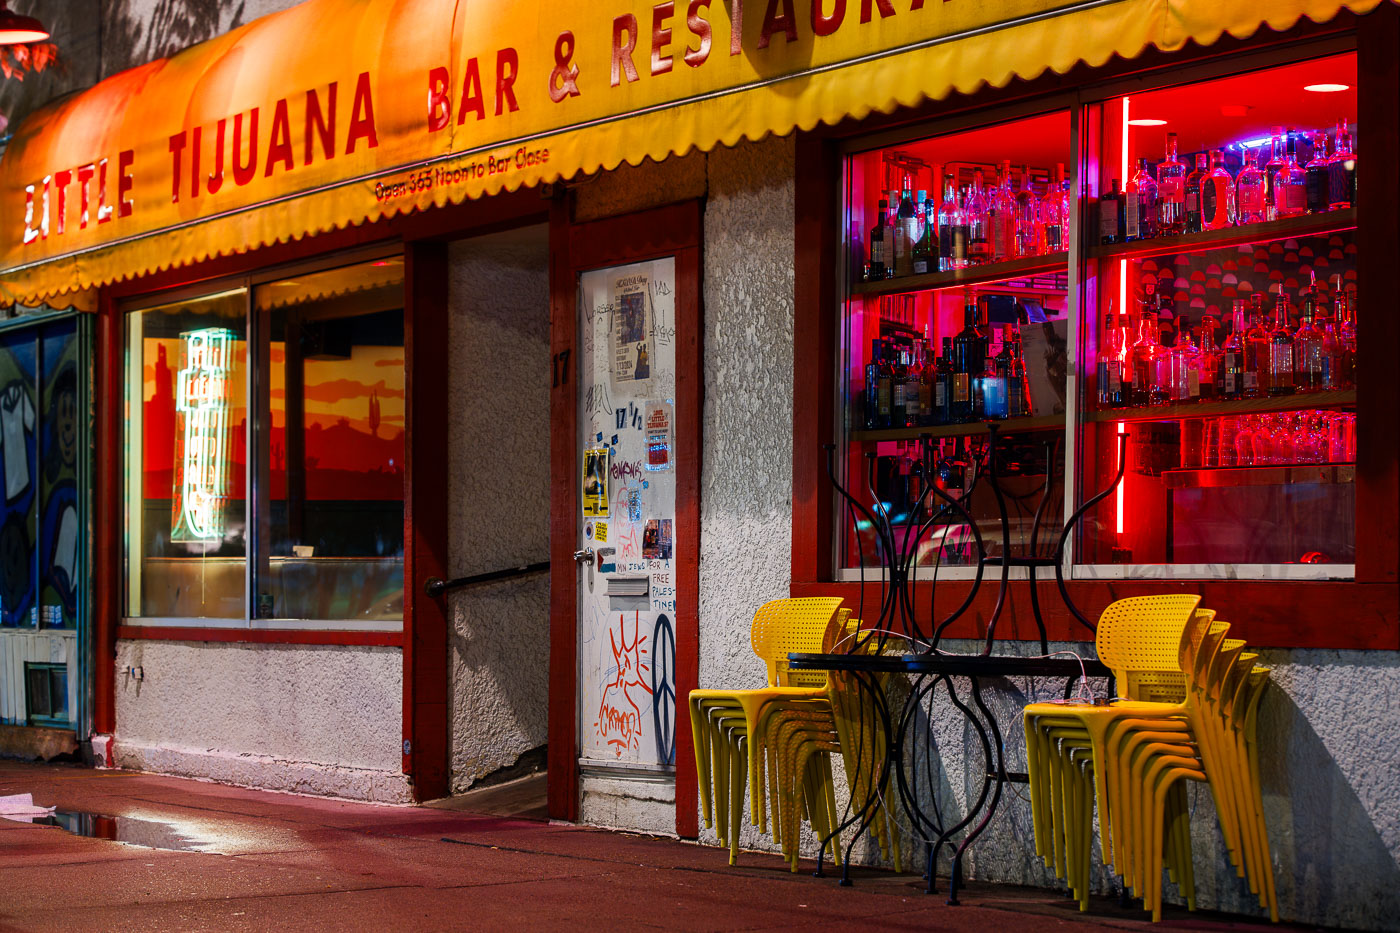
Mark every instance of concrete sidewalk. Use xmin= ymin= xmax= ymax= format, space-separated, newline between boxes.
xmin=0 ymin=762 xmax=1305 ymax=932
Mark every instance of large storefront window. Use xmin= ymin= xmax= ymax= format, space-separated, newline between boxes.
xmin=837 ymin=110 xmax=1072 ymax=578
xmin=1077 ymin=52 xmax=1357 ymax=577
xmin=124 ymin=256 xmax=404 ymax=627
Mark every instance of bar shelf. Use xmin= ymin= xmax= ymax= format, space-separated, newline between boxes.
xmin=852 ymin=252 xmax=1068 ymax=298
xmin=1161 ymin=462 xmax=1354 ymax=490
xmin=1087 ymin=208 xmax=1356 ymax=261
xmin=852 ymin=413 xmax=1065 ymax=442
xmin=1085 ymin=389 xmax=1355 ymax=423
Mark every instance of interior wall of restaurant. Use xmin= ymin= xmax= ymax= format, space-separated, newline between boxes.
xmin=445 ymin=224 xmax=552 ymax=794
xmin=112 ymin=640 xmax=409 ymax=802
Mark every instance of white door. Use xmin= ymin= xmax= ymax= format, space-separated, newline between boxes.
xmin=576 ymin=258 xmax=678 ymax=772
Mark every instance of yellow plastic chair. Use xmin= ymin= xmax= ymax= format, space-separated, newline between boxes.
xmin=686 ymin=597 xmax=845 ymax=863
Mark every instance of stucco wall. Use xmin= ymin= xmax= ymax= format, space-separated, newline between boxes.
xmin=445 ymin=225 xmax=552 ymax=792
xmin=113 ymin=640 xmax=408 ymax=802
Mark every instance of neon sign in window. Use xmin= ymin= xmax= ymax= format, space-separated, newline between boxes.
xmin=172 ymin=327 xmax=234 ymax=542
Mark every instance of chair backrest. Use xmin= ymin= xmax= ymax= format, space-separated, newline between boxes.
xmin=1177 ymin=609 xmax=1216 ymax=676
xmin=750 ymin=597 xmax=845 ymax=686
xmin=1095 ymin=595 xmax=1202 ymax=691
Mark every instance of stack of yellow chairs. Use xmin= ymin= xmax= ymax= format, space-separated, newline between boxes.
xmin=1022 ymin=596 xmax=1278 ymax=923
xmin=688 ymin=598 xmax=902 ymax=872
xmin=688 ymin=597 xmax=846 ymax=866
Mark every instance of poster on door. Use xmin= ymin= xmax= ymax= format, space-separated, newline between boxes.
xmin=577 ymin=257 xmax=677 ymax=769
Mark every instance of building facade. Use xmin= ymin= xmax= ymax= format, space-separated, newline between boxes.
xmin=0 ymin=1 xmax=1396 ymax=929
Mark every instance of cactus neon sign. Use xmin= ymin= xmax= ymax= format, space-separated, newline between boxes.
xmin=172 ymin=327 xmax=234 ymax=542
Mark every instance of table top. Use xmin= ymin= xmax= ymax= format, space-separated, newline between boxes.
xmin=787 ymin=651 xmax=1112 ymax=679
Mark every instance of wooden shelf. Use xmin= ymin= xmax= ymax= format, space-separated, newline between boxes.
xmin=851 ymin=413 xmax=1066 ymax=442
xmin=1085 ymin=389 xmax=1356 ymax=423
xmin=851 ymin=252 xmax=1068 ymax=298
xmin=1162 ymin=463 xmax=1355 ymax=490
xmin=1086 ymin=208 xmax=1355 ymax=261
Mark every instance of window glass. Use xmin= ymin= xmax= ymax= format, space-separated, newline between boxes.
xmin=838 ymin=111 xmax=1072 ymax=576
xmin=0 ymin=329 xmax=38 ymax=626
xmin=255 ymin=259 xmax=405 ymax=621
xmin=39 ymin=319 xmax=80 ymax=628
xmin=1078 ymin=53 xmax=1357 ymax=573
xmin=125 ymin=290 xmax=248 ymax=619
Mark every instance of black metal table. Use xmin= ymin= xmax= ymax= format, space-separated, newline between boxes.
xmin=787 ymin=650 xmax=1112 ymax=902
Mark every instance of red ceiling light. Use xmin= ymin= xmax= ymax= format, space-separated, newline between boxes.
xmin=0 ymin=2 xmax=48 ymax=45
xmin=1303 ymin=83 xmax=1351 ymax=93
xmin=1127 ymin=118 xmax=1167 ymax=126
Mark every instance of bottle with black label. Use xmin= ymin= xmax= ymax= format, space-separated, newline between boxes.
xmin=868 ymin=200 xmax=888 ymax=281
xmin=864 ymin=339 xmax=892 ymax=429
xmin=1099 ymin=179 xmax=1124 ymax=245
xmin=951 ymin=291 xmax=987 ymax=422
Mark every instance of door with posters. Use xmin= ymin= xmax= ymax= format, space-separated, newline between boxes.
xmin=576 ymin=258 xmax=678 ymax=774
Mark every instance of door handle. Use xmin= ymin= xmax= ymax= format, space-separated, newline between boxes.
xmin=573 ymin=548 xmax=595 ymax=564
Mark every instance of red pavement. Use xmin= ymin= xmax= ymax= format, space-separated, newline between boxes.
xmin=0 ymin=761 xmax=1305 ymax=932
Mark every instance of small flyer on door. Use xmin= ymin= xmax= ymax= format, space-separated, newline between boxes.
xmin=611 ymin=271 xmax=652 ymax=393
xmin=642 ymin=518 xmax=673 ymax=560
xmin=644 ymin=403 xmax=673 ymax=472
xmin=583 ymin=447 xmax=609 ymax=517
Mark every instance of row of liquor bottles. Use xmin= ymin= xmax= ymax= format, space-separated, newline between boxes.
xmin=863 ymin=291 xmax=1031 ymax=429
xmin=864 ymin=162 xmax=1069 ymax=281
xmin=1100 ymin=123 xmax=1356 ymax=243
xmin=1097 ymin=283 xmax=1357 ymax=409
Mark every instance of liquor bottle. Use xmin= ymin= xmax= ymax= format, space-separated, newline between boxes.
xmin=1097 ymin=311 xmax=1126 ymax=408
xmin=1007 ymin=327 xmax=1029 ymax=417
xmin=916 ymin=338 xmax=935 ymax=426
xmin=1129 ymin=305 xmax=1169 ymax=406
xmin=1196 ymin=318 xmax=1220 ymax=401
xmin=1043 ymin=163 xmax=1067 ymax=253
xmin=1330 ymin=118 xmax=1357 ymax=210
xmin=890 ymin=343 xmax=912 ymax=425
xmin=912 ymin=197 xmax=936 ymax=274
xmin=865 ymin=339 xmax=892 ymax=429
xmin=1236 ymin=147 xmax=1266 ymax=225
xmin=936 ymin=338 xmax=954 ymax=424
xmin=951 ymin=291 xmax=987 ymax=422
xmin=1267 ymin=294 xmax=1296 ymax=396
xmin=1263 ymin=126 xmax=1286 ymax=221
xmin=1218 ymin=300 xmax=1248 ymax=400
xmin=1015 ymin=166 xmax=1042 ymax=258
xmin=966 ymin=171 xmax=991 ymax=264
xmin=894 ymin=185 xmax=918 ymax=276
xmin=1305 ymin=132 xmax=1332 ymax=215
xmin=1201 ymin=149 xmax=1237 ymax=231
xmin=1333 ymin=287 xmax=1357 ymax=388
xmin=1277 ymin=128 xmax=1308 ymax=218
xmin=1244 ymin=294 xmax=1270 ymax=397
xmin=1099 ymin=179 xmax=1125 ymax=245
xmin=989 ymin=161 xmax=1017 ymax=262
xmin=913 ymin=340 xmax=932 ymax=425
xmin=1293 ymin=284 xmax=1328 ymax=392
xmin=1126 ymin=158 xmax=1158 ymax=241
xmin=869 ymin=200 xmax=888 ymax=281
xmin=984 ymin=330 xmax=1010 ymax=420
xmin=938 ymin=174 xmax=969 ymax=271
xmin=1157 ymin=133 xmax=1188 ymax=235
xmin=1170 ymin=324 xmax=1201 ymax=402
xmin=1185 ymin=153 xmax=1208 ymax=234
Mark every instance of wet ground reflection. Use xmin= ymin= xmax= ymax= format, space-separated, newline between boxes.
xmin=37 ymin=810 xmax=227 ymax=853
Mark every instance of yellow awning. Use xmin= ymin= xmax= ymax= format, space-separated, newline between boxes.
xmin=0 ymin=0 xmax=1384 ymax=303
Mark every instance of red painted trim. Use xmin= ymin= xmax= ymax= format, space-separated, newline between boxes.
xmin=403 ymin=241 xmax=451 ymax=801
xmin=790 ymin=580 xmax=1400 ymax=651
xmin=792 ymin=134 xmax=840 ymax=587
xmin=93 ymin=293 xmax=121 ymax=736
xmin=115 ymin=626 xmax=404 ymax=647
xmin=547 ymin=192 xmax=580 ymax=823
xmin=547 ymin=199 xmax=704 ymax=832
xmin=1355 ymin=7 xmax=1400 ymax=586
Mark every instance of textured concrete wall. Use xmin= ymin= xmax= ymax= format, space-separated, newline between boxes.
xmin=445 ymin=225 xmax=552 ymax=793
xmin=113 ymin=640 xmax=408 ymax=802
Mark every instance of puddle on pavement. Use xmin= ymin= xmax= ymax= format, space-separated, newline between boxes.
xmin=35 ymin=810 xmax=227 ymax=853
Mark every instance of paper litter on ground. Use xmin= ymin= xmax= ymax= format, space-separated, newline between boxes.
xmin=0 ymin=792 xmax=55 ymax=822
